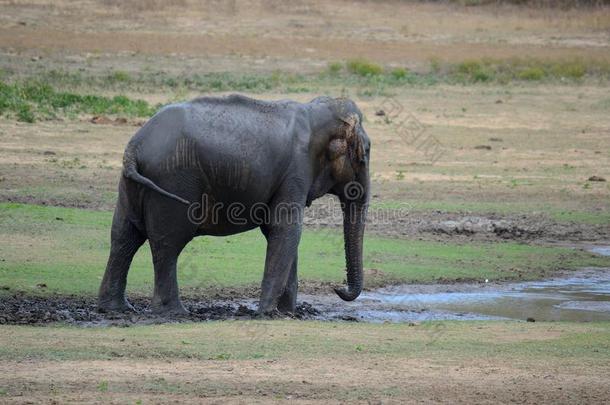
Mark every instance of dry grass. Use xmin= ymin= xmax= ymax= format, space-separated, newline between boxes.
xmin=1 ymin=0 xmax=609 ymax=70
xmin=0 ymin=321 xmax=609 ymax=403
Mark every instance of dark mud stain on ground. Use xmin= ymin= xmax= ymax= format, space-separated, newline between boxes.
xmin=0 ymin=295 xmax=319 ymax=326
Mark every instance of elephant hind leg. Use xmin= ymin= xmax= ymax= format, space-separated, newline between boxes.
xmin=98 ymin=215 xmax=146 ymax=313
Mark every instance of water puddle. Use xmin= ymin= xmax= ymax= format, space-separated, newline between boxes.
xmin=589 ymin=246 xmax=610 ymax=257
xmin=305 ymin=267 xmax=610 ymax=323
xmin=381 ymin=268 xmax=609 ymax=321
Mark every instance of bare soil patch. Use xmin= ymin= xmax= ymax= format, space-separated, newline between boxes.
xmin=0 ymin=353 xmax=608 ymax=404
xmin=2 ymin=0 xmax=609 ymax=72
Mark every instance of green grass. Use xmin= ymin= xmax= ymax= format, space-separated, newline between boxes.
xmin=0 ymin=79 xmax=157 ymax=122
xmin=451 ymin=57 xmax=608 ymax=83
xmin=346 ymin=58 xmax=384 ymax=77
xmin=0 ymin=321 xmax=608 ymax=362
xmin=1 ymin=203 xmax=608 ymax=297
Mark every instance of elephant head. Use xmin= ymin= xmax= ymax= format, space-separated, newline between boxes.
xmin=307 ymin=97 xmax=371 ymax=302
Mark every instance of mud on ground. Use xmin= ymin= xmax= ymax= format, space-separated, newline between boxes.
xmin=0 ymin=294 xmax=322 ymax=326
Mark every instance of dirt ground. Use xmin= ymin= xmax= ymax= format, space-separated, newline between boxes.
xmin=1 ymin=0 xmax=609 ymax=72
xmin=2 ymin=357 xmax=608 ymax=404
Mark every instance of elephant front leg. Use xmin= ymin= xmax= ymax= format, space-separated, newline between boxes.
xmin=149 ymin=240 xmax=189 ymax=316
xmin=259 ymin=225 xmax=302 ymax=314
xmin=277 ymin=255 xmax=298 ymax=314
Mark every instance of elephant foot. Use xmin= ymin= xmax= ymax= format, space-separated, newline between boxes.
xmin=151 ymin=299 xmax=189 ymax=316
xmin=256 ymin=306 xmax=296 ymax=319
xmin=259 ymin=295 xmax=295 ymax=316
xmin=277 ymin=301 xmax=296 ymax=315
xmin=98 ymin=296 xmax=137 ymax=313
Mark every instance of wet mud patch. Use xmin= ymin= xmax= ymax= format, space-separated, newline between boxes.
xmin=0 ymin=295 xmax=320 ymax=326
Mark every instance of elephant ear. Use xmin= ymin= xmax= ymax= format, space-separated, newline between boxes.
xmin=340 ymin=113 xmax=365 ymax=166
xmin=326 ymin=113 xmax=363 ymax=182
xmin=327 ymin=137 xmax=350 ymax=182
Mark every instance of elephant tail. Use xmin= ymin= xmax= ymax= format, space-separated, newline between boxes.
xmin=122 ymin=140 xmax=191 ymax=205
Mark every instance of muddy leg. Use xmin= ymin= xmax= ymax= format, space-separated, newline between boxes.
xmin=277 ymin=255 xmax=298 ymax=314
xmin=259 ymin=224 xmax=301 ymax=314
xmin=98 ymin=215 xmax=145 ymax=313
xmin=149 ymin=240 xmax=188 ymax=315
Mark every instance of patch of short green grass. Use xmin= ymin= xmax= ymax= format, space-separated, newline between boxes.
xmin=0 ymin=79 xmax=156 ymax=122
xmin=346 ymin=58 xmax=384 ymax=77
xmin=0 ymin=203 xmax=608 ymax=297
xmin=451 ymin=57 xmax=608 ymax=83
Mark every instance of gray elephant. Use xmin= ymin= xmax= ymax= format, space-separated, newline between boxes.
xmin=98 ymin=94 xmax=371 ymax=315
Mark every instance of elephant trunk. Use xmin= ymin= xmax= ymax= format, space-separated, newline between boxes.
xmin=334 ymin=196 xmax=367 ymax=302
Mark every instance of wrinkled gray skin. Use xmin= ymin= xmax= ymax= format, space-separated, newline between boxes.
xmin=98 ymin=95 xmax=371 ymax=315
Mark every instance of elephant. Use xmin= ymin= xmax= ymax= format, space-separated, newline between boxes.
xmin=97 ymin=94 xmax=371 ymax=315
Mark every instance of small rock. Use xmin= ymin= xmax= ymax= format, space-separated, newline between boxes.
xmin=474 ymin=145 xmax=492 ymax=150
xmin=495 ymin=99 xmax=503 ymax=104
xmin=375 ymin=110 xmax=386 ymax=116
xmin=488 ymin=137 xmax=503 ymax=142
xmin=526 ymin=317 xmax=535 ymax=322
xmin=36 ymin=283 xmax=47 ymax=289
xmin=43 ymin=150 xmax=56 ymax=156
xmin=30 ymin=55 xmax=41 ymax=62
xmin=18 ymin=21 xmax=27 ymax=26
xmin=588 ymin=176 xmax=606 ymax=182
